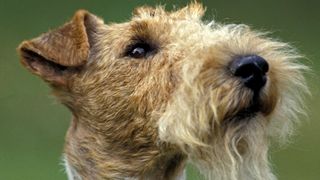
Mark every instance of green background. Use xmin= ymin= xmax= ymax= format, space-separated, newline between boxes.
xmin=0 ymin=0 xmax=319 ymax=179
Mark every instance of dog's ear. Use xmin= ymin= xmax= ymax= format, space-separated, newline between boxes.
xmin=172 ymin=2 xmax=205 ymax=20
xmin=18 ymin=10 xmax=103 ymax=86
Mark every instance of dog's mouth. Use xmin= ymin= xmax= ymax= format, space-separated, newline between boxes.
xmin=224 ymin=94 xmax=267 ymax=124
xmin=235 ymin=103 xmax=261 ymax=120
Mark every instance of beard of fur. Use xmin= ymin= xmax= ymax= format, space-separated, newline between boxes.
xmin=158 ymin=78 xmax=276 ymax=180
xmin=193 ymin=119 xmax=276 ymax=180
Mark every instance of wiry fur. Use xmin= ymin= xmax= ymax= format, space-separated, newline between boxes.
xmin=18 ymin=3 xmax=308 ymax=180
xmin=158 ymin=16 xmax=308 ymax=180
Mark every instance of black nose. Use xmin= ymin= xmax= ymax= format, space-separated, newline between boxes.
xmin=230 ymin=55 xmax=269 ymax=91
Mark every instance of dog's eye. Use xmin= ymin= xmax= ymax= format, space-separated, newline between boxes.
xmin=126 ymin=43 xmax=152 ymax=59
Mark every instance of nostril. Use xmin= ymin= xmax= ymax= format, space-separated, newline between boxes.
xmin=233 ymin=63 xmax=259 ymax=78
xmin=230 ymin=55 xmax=269 ymax=91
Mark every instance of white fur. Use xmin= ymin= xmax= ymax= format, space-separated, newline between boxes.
xmin=64 ymin=156 xmax=82 ymax=180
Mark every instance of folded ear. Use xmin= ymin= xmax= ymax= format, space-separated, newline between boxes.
xmin=171 ymin=2 xmax=205 ymax=20
xmin=18 ymin=10 xmax=103 ymax=86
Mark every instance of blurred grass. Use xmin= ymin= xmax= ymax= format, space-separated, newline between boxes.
xmin=0 ymin=0 xmax=319 ymax=179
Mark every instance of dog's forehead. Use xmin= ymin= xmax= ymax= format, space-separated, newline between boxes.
xmin=100 ymin=5 xmax=208 ymax=59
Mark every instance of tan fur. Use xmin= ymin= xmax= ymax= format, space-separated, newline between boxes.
xmin=18 ymin=3 xmax=308 ymax=180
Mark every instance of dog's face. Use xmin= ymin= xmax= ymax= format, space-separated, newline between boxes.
xmin=18 ymin=3 xmax=308 ymax=180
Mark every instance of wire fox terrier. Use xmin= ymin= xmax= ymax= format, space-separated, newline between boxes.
xmin=18 ymin=3 xmax=308 ymax=180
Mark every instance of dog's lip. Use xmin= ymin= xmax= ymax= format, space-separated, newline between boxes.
xmin=233 ymin=103 xmax=261 ymax=119
xmin=225 ymin=96 xmax=264 ymax=123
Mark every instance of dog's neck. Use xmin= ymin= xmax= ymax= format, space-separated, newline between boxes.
xmin=63 ymin=117 xmax=187 ymax=180
xmin=64 ymin=157 xmax=186 ymax=180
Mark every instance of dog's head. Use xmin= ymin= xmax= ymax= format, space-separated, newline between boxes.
xmin=18 ymin=3 xmax=308 ymax=180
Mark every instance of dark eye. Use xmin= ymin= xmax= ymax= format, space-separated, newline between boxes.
xmin=126 ymin=43 xmax=152 ymax=59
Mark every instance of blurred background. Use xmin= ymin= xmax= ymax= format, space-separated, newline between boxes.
xmin=0 ymin=0 xmax=319 ymax=179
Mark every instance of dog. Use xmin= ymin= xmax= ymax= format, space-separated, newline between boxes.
xmin=18 ymin=3 xmax=308 ymax=180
